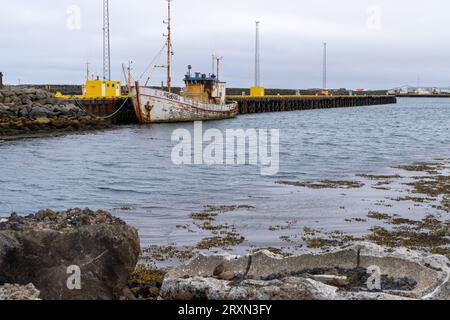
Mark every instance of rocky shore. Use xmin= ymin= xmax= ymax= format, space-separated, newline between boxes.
xmin=0 ymin=88 xmax=111 ymax=139
xmin=160 ymin=243 xmax=450 ymax=300
xmin=0 ymin=207 xmax=449 ymax=300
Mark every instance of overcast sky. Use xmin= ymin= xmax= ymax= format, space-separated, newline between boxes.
xmin=1 ymin=0 xmax=450 ymax=89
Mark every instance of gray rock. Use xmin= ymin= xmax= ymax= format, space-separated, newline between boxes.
xmin=0 ymin=90 xmax=14 ymax=98
xmin=0 ymin=110 xmax=12 ymax=118
xmin=160 ymin=243 xmax=450 ymax=301
xmin=17 ymin=106 xmax=29 ymax=117
xmin=311 ymin=275 xmax=349 ymax=287
xmin=161 ymin=276 xmax=339 ymax=300
xmin=19 ymin=95 xmax=32 ymax=105
xmin=36 ymin=90 xmax=48 ymax=100
xmin=10 ymin=96 xmax=21 ymax=105
xmin=0 ymin=284 xmax=40 ymax=300
xmin=0 ymin=88 xmax=86 ymax=120
xmin=28 ymin=106 xmax=51 ymax=119
xmin=0 ymin=208 xmax=141 ymax=300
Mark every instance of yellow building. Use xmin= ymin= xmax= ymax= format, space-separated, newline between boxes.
xmin=83 ymin=80 xmax=122 ymax=98
xmin=250 ymin=86 xmax=265 ymax=97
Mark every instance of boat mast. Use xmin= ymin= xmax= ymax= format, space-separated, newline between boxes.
xmin=166 ymin=0 xmax=172 ymax=93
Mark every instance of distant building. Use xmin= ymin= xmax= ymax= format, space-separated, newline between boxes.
xmin=439 ymin=88 xmax=450 ymax=94
xmin=388 ymin=86 xmax=450 ymax=95
xmin=416 ymin=87 xmax=432 ymax=95
xmin=388 ymin=86 xmax=415 ymax=95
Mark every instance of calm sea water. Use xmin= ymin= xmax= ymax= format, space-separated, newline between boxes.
xmin=1 ymin=98 xmax=449 ymax=248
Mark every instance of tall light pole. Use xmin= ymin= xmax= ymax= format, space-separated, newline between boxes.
xmin=103 ymin=0 xmax=111 ymax=81
xmin=322 ymin=42 xmax=327 ymax=90
xmin=86 ymin=62 xmax=91 ymax=81
xmin=254 ymin=21 xmax=261 ymax=87
xmin=216 ymin=56 xmax=223 ymax=81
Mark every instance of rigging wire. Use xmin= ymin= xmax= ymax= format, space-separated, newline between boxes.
xmin=139 ymin=44 xmax=167 ymax=85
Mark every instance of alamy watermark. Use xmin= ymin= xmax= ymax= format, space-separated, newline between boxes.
xmin=171 ymin=122 xmax=280 ymax=176
xmin=367 ymin=265 xmax=382 ymax=291
xmin=366 ymin=5 xmax=382 ymax=31
xmin=66 ymin=5 xmax=81 ymax=30
xmin=66 ymin=265 xmax=81 ymax=290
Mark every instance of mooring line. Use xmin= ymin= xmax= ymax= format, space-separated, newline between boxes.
xmin=73 ymin=97 xmax=130 ymax=120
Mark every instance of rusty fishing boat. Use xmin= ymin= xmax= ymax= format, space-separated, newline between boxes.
xmin=132 ymin=0 xmax=238 ymax=123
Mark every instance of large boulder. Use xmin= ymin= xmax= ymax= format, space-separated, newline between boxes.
xmin=160 ymin=243 xmax=450 ymax=300
xmin=0 ymin=208 xmax=140 ymax=300
xmin=28 ymin=106 xmax=53 ymax=119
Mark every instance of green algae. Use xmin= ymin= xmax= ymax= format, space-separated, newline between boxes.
xmin=143 ymin=245 xmax=195 ymax=262
xmin=393 ymin=163 xmax=445 ymax=174
xmin=356 ymin=174 xmax=403 ymax=180
xmin=367 ymin=211 xmax=391 ymax=221
xmin=128 ymin=264 xmax=167 ymax=300
xmin=268 ymin=220 xmax=297 ymax=231
xmin=276 ymin=180 xmax=364 ymax=189
xmin=196 ymin=232 xmax=246 ymax=250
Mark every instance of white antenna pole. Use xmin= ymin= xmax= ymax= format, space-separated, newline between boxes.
xmin=86 ymin=62 xmax=90 ymax=81
xmin=103 ymin=0 xmax=111 ymax=80
xmin=323 ymin=42 xmax=327 ymax=90
xmin=216 ymin=56 xmax=223 ymax=81
xmin=255 ymin=21 xmax=261 ymax=87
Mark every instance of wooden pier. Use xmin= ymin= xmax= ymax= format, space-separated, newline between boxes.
xmin=227 ymin=95 xmax=397 ymax=114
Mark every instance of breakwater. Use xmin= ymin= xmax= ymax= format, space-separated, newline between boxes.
xmin=0 ymin=88 xmax=110 ymax=139
xmin=227 ymin=95 xmax=397 ymax=114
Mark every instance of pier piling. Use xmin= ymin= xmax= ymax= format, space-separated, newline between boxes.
xmin=227 ymin=95 xmax=397 ymax=115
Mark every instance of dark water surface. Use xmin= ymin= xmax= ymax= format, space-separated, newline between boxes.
xmin=1 ymin=98 xmax=449 ymax=250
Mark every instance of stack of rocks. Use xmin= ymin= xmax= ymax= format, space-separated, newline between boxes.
xmin=0 ymin=88 xmax=109 ymax=138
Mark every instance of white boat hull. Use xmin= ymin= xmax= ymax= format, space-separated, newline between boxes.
xmin=132 ymin=87 xmax=238 ymax=123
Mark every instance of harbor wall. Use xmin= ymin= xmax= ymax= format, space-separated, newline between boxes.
xmin=67 ymin=98 xmax=137 ymax=125
xmin=228 ymin=95 xmax=397 ymax=114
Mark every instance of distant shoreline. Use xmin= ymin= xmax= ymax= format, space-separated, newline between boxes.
xmin=396 ymin=94 xmax=450 ymax=98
